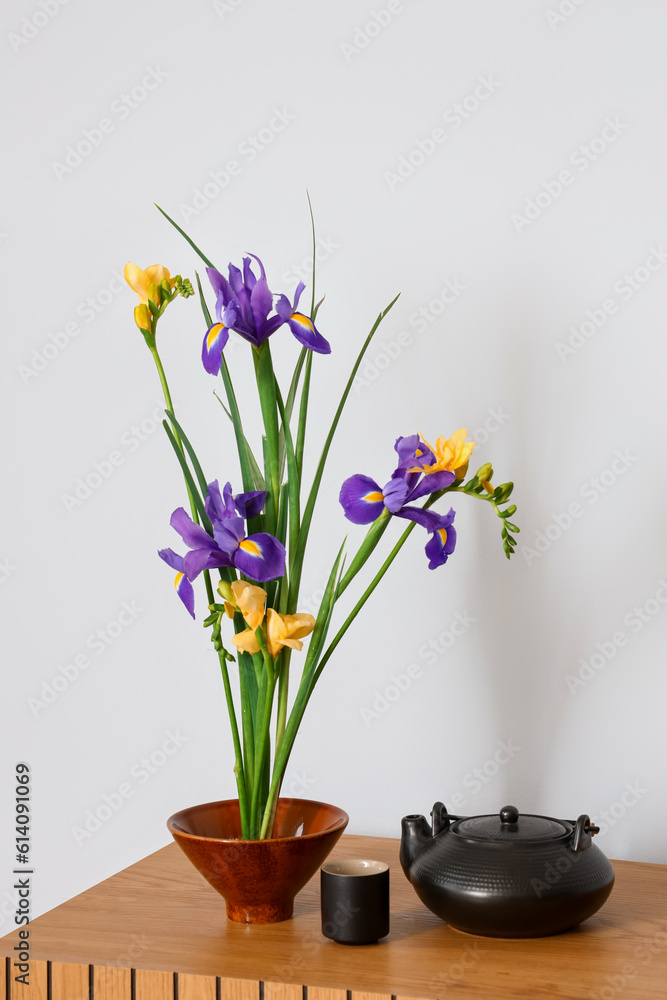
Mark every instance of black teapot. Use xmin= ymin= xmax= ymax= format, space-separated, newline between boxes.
xmin=400 ymin=803 xmax=615 ymax=937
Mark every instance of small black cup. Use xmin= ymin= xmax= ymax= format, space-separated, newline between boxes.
xmin=320 ymin=859 xmax=390 ymax=944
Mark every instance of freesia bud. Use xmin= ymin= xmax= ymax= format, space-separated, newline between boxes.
xmin=134 ymin=304 xmax=151 ymax=331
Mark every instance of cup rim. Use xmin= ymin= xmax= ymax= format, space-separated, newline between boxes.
xmin=321 ymin=858 xmax=389 ymax=876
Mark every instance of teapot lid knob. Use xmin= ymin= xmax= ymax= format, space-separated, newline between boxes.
xmin=500 ymin=805 xmax=519 ymax=825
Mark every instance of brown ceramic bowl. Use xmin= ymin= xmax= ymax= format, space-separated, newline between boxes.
xmin=167 ymin=797 xmax=349 ymax=923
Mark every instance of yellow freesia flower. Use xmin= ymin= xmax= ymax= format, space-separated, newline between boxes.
xmin=124 ymin=262 xmax=174 ymax=306
xmin=134 ymin=304 xmax=152 ymax=332
xmin=416 ymin=429 xmax=476 ymax=481
xmin=218 ymin=580 xmax=267 ymax=631
xmin=232 ymin=608 xmax=316 ymax=659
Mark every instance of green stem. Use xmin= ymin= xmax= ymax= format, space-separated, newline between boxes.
xmin=275 ymin=651 xmax=290 ymax=756
xmin=150 ymin=345 xmax=213 ymax=604
xmin=254 ymin=343 xmax=281 ymax=534
xmin=217 ymin=649 xmax=249 ymax=836
xmin=250 ymin=651 xmax=277 ymax=837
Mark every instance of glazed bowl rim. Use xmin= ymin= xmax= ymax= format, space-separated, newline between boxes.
xmin=167 ymin=796 xmax=349 ymax=845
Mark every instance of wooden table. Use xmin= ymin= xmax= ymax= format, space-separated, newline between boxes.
xmin=1 ymin=835 xmax=666 ymax=1000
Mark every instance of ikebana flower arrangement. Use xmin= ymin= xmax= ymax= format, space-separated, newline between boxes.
xmin=124 ymin=206 xmax=519 ymax=846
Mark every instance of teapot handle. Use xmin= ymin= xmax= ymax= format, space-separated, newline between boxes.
xmin=571 ymin=814 xmax=600 ymax=852
xmin=431 ymin=802 xmax=464 ymax=835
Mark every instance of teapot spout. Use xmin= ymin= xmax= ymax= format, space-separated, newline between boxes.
xmin=400 ymin=813 xmax=433 ymax=877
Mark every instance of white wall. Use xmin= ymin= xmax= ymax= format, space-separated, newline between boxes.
xmin=2 ymin=0 xmax=666 ymax=927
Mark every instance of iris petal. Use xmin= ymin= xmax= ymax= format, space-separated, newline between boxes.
xmin=158 ymin=547 xmax=184 ymax=573
xmin=408 ymin=469 xmax=456 ymax=502
xmin=170 ymin=508 xmax=216 ymax=550
xmin=175 ymin=572 xmax=196 ymax=618
xmin=287 ymin=314 xmax=331 ymax=354
xmin=382 ymin=477 xmax=410 ymax=513
xmin=202 ymin=322 xmax=229 ymax=376
xmin=339 ymin=474 xmax=385 ymax=524
xmin=423 ymin=510 xmax=457 ymax=569
xmin=234 ymin=489 xmax=267 ymax=520
xmin=233 ymin=532 xmax=286 ymax=582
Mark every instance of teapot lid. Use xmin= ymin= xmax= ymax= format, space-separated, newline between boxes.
xmin=452 ymin=805 xmax=571 ymax=843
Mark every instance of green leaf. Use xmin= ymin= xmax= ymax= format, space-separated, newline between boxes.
xmin=212 ymin=392 xmax=266 ymax=492
xmin=504 ymin=521 xmax=520 ymax=533
xmin=276 ymin=388 xmax=301 ymax=574
xmin=195 ymin=271 xmax=213 ymax=327
xmin=295 ymin=351 xmax=312 ymax=481
xmin=162 ymin=421 xmax=213 ymax=533
xmin=155 ymin=204 xmax=216 ymax=269
xmin=288 ymin=293 xmax=400 ymax=613
xmin=255 ymin=343 xmax=281 ymax=534
xmin=336 ymin=512 xmax=392 ymax=597
xmin=278 ymin=347 xmax=307 ymax=479
xmin=164 ymin=410 xmax=208 ymax=499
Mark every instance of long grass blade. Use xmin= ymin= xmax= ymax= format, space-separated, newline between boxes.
xmin=155 ymin=204 xmax=215 ymax=268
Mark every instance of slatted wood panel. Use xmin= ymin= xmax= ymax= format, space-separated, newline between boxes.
xmin=263 ymin=984 xmax=302 ymax=1000
xmin=178 ymin=973 xmax=217 ymax=1000
xmin=94 ymin=965 xmax=132 ymax=1000
xmin=52 ymin=961 xmax=89 ymax=999
xmin=309 ymin=989 xmax=347 ymax=1000
xmin=135 ymin=969 xmax=174 ymax=1000
xmin=1 ymin=957 xmax=6 ymax=1000
xmin=9 ymin=959 xmax=48 ymax=1000
xmin=218 ymin=977 xmax=260 ymax=1000
xmin=352 ymin=993 xmax=393 ymax=1000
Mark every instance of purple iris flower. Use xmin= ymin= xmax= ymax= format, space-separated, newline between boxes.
xmin=274 ymin=281 xmax=331 ymax=354
xmin=339 ymin=435 xmax=457 ymax=569
xmin=212 ymin=516 xmax=285 ymax=582
xmin=205 ymin=479 xmax=266 ymax=523
xmin=157 ymin=548 xmax=196 ymax=618
xmin=424 ymin=509 xmax=457 ymax=569
xmin=202 ymin=255 xmax=330 ymax=375
xmin=159 ymin=480 xmax=285 ymax=610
